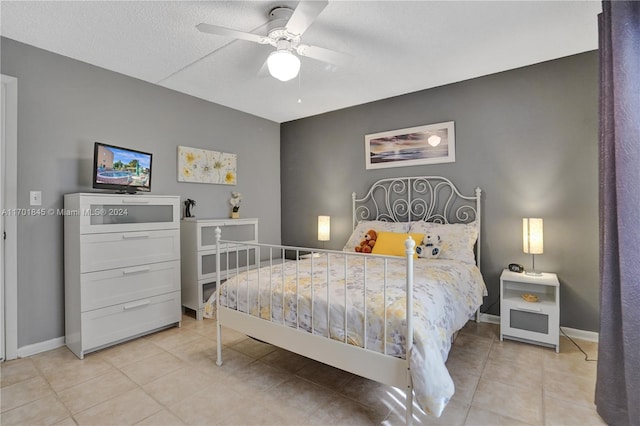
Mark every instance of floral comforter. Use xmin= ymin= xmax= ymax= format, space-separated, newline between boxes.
xmin=217 ymin=253 xmax=487 ymax=416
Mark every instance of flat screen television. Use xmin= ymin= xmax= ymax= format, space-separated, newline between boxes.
xmin=92 ymin=142 xmax=152 ymax=193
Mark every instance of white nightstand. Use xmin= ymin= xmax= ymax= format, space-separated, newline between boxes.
xmin=500 ymin=269 xmax=560 ymax=352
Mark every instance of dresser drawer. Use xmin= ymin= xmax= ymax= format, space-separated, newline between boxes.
xmin=80 ymin=229 xmax=180 ymax=273
xmin=74 ymin=194 xmax=180 ymax=234
xmin=81 ymin=291 xmax=181 ymax=352
xmin=81 ymin=260 xmax=180 ymax=311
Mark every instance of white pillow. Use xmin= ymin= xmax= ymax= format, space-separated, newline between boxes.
xmin=408 ymin=221 xmax=478 ymax=264
xmin=343 ymin=220 xmax=411 ymax=252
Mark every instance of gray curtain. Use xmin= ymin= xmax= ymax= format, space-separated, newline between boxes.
xmin=596 ymin=1 xmax=640 ymax=425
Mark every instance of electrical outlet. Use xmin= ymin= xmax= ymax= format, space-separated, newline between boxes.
xmin=30 ymin=191 xmax=42 ymax=206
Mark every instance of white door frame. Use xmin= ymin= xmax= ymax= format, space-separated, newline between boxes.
xmin=1 ymin=74 xmax=18 ymax=361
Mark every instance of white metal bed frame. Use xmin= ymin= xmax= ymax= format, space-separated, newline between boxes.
xmin=214 ymin=176 xmax=481 ymax=425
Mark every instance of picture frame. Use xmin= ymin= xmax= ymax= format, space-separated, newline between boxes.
xmin=177 ymin=146 xmax=237 ymax=185
xmin=365 ymin=121 xmax=455 ymax=170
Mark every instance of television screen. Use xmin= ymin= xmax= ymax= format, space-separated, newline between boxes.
xmin=93 ymin=142 xmax=152 ymax=193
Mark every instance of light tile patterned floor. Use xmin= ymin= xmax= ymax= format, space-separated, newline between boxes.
xmin=0 ymin=315 xmax=605 ymax=425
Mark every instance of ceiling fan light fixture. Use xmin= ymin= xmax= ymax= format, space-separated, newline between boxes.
xmin=267 ymin=49 xmax=301 ymax=82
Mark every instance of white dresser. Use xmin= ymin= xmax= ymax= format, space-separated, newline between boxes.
xmin=64 ymin=193 xmax=182 ymax=359
xmin=180 ymin=218 xmax=258 ymax=320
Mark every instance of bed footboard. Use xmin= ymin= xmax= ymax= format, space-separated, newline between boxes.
xmin=214 ymin=228 xmax=417 ymax=425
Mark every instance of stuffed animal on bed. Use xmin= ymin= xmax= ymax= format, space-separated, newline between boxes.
xmin=355 ymin=229 xmax=377 ymax=253
xmin=416 ymin=233 xmax=442 ymax=259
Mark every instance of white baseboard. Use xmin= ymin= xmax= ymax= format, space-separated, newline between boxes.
xmin=17 ymin=336 xmax=65 ymax=358
xmin=478 ymin=314 xmax=599 ymax=343
xmin=11 ymin=319 xmax=598 ymax=359
xmin=479 ymin=313 xmax=500 ymax=324
xmin=560 ymin=326 xmax=599 ymax=343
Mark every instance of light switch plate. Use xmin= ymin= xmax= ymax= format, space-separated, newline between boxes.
xmin=30 ymin=191 xmax=42 ymax=206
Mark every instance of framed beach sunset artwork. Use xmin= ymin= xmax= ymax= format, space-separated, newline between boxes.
xmin=177 ymin=146 xmax=237 ymax=185
xmin=365 ymin=121 xmax=455 ymax=169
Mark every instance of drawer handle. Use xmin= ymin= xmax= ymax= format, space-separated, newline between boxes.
xmin=122 ymin=233 xmax=150 ymax=239
xmin=516 ymin=305 xmax=542 ymax=313
xmin=122 ymin=266 xmax=151 ymax=275
xmin=123 ymin=300 xmax=151 ymax=310
xmin=121 ymin=199 xmax=150 ymax=204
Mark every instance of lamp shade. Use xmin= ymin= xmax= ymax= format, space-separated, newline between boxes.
xmin=267 ymin=50 xmax=300 ymax=82
xmin=523 ymin=218 xmax=544 ymax=254
xmin=318 ymin=215 xmax=330 ymax=241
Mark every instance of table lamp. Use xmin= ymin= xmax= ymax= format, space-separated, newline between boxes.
xmin=523 ymin=218 xmax=543 ymax=276
xmin=318 ymin=215 xmax=330 ymax=247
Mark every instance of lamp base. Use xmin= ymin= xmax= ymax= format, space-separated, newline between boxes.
xmin=526 ymin=254 xmax=543 ymax=276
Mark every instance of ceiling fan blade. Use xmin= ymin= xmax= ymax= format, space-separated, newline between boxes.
xmin=256 ymin=54 xmax=271 ymax=78
xmin=285 ymin=0 xmax=329 ymax=36
xmin=296 ymin=44 xmax=352 ymax=68
xmin=196 ymin=23 xmax=270 ymax=45
xmin=257 ymin=62 xmax=271 ymax=78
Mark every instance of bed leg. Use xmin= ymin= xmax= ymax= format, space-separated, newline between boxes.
xmin=406 ymin=370 xmax=413 ymax=426
xmin=216 ymin=320 xmax=223 ymax=366
xmin=476 ymin=308 xmax=480 ymax=323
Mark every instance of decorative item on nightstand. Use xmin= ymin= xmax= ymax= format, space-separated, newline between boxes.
xmin=523 ymin=218 xmax=543 ymax=276
xmin=184 ymin=198 xmax=196 ymax=218
xmin=229 ymin=192 xmax=242 ymax=219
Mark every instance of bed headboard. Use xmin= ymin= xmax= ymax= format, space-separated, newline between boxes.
xmin=352 ymin=176 xmax=482 ymax=266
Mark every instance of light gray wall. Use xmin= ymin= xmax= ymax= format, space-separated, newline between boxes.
xmin=281 ymin=52 xmax=599 ymax=332
xmin=1 ymin=37 xmax=281 ymax=347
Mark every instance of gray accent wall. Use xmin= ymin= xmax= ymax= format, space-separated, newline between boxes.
xmin=281 ymin=51 xmax=599 ymax=332
xmin=1 ymin=38 xmax=281 ymax=347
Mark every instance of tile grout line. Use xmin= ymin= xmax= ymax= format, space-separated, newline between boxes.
xmin=460 ymin=331 xmax=495 ymax=425
xmin=68 ymin=344 xmax=180 ymax=424
xmin=241 ymin=342 xmax=391 ymax=423
xmin=2 ymin=357 xmax=75 ymax=423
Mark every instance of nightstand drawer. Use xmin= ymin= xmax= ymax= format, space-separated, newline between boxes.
xmin=509 ymin=309 xmax=549 ymax=334
xmin=501 ymin=298 xmax=556 ymax=316
xmin=501 ymin=307 xmax=556 ymax=344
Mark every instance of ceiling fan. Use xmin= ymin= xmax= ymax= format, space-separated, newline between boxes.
xmin=196 ymin=0 xmax=350 ymax=82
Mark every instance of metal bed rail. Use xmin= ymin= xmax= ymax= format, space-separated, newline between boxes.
xmin=215 ymin=229 xmax=417 ymax=425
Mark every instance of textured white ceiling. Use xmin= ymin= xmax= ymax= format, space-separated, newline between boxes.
xmin=1 ymin=1 xmax=601 ymax=123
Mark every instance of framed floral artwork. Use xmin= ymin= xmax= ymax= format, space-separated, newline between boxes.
xmin=177 ymin=146 xmax=237 ymax=185
xmin=365 ymin=121 xmax=455 ymax=169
